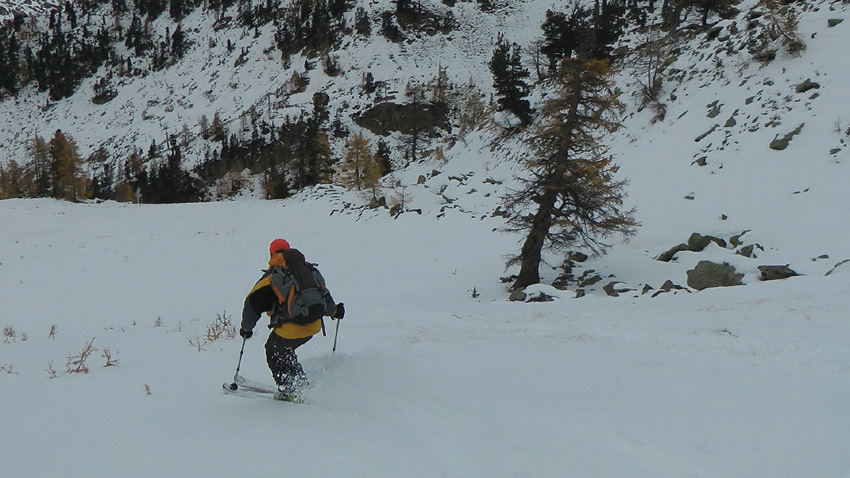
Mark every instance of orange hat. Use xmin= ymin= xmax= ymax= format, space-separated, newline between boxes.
xmin=269 ymin=239 xmax=291 ymax=255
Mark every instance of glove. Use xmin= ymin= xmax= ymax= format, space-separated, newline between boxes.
xmin=332 ymin=303 xmax=345 ymax=320
xmin=239 ymin=327 xmax=253 ymax=339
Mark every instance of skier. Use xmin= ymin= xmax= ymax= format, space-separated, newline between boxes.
xmin=239 ymin=239 xmax=345 ymax=401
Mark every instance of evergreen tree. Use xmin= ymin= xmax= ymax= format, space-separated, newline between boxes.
xmin=541 ymin=8 xmax=590 ymax=73
xmin=171 ymin=23 xmax=187 ymax=58
xmin=0 ymin=33 xmax=21 ymax=95
xmin=355 ymin=7 xmax=371 ymax=36
xmin=489 ymin=34 xmax=533 ymax=126
xmin=504 ymin=59 xmax=638 ymax=289
xmin=210 ymin=112 xmax=228 ymax=142
xmin=402 ymin=81 xmax=426 ymax=164
xmin=375 ymin=139 xmax=393 ymax=175
xmin=88 ymin=147 xmax=113 ymax=200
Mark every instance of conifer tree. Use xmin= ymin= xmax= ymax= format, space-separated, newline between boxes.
xmin=0 ymin=33 xmax=21 ymax=95
xmin=48 ymin=130 xmax=89 ymax=201
xmin=342 ymin=132 xmax=384 ymax=193
xmin=403 ymin=81 xmax=426 ymax=164
xmin=489 ymin=34 xmax=533 ymax=126
xmin=27 ymin=135 xmax=51 ymax=196
xmin=504 ymin=59 xmax=638 ymax=289
xmin=0 ymin=160 xmax=29 ymax=199
xmin=376 ymin=139 xmax=393 ymax=175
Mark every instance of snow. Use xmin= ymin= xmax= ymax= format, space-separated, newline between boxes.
xmin=3 ymin=0 xmax=850 ymax=476
xmin=1 ymin=183 xmax=849 ymax=478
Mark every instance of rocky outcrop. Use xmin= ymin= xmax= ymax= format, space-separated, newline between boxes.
xmin=353 ymin=101 xmax=449 ymax=137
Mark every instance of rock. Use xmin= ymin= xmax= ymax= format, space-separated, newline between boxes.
xmin=602 ymin=281 xmax=634 ymax=297
xmin=568 ymin=252 xmax=589 ymax=263
xmin=707 ymin=105 xmax=721 ymax=118
xmin=417 ymin=175 xmax=427 ymax=184
xmin=368 ymin=196 xmax=387 ymax=209
xmin=769 ymin=123 xmax=804 ymax=150
xmin=578 ymin=274 xmax=602 ymax=288
xmin=354 ymin=101 xmax=449 ymax=137
xmin=658 ymin=243 xmax=689 ymax=262
xmin=729 ymin=230 xmax=750 ymax=247
xmin=686 ymin=261 xmax=744 ymax=291
xmin=736 ymin=244 xmax=760 ymax=258
xmin=651 ymin=280 xmax=688 ymax=297
xmin=695 ymin=124 xmax=719 ymax=142
xmin=828 ymin=18 xmax=844 ymax=27
xmin=758 ymin=265 xmax=798 ymax=281
xmin=795 ymin=79 xmax=820 ymax=93
xmin=826 ymin=259 xmax=850 ymax=276
xmin=659 ymin=280 xmax=686 ymax=292
xmin=508 ymin=289 xmax=527 ymax=302
xmin=688 ymin=233 xmax=713 ymax=252
xmin=687 ymin=233 xmax=726 ymax=252
xmin=611 ymin=45 xmax=630 ymax=56
xmin=706 ymin=26 xmax=724 ymax=40
xmin=527 ymin=292 xmax=555 ymax=302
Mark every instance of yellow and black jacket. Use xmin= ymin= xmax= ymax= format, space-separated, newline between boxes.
xmin=241 ymin=249 xmax=336 ymax=340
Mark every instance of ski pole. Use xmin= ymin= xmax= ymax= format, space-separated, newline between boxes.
xmin=332 ymin=318 xmax=341 ymax=352
xmin=229 ymin=337 xmax=247 ymax=391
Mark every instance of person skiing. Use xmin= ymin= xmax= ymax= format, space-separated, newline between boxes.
xmin=239 ymin=239 xmax=344 ymax=401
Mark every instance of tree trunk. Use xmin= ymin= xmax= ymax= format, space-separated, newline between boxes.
xmin=513 ymin=188 xmax=557 ymax=289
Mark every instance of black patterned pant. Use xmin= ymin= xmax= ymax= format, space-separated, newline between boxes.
xmin=265 ymin=332 xmax=311 ymax=392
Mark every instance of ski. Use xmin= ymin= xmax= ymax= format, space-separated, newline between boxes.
xmin=222 ymin=375 xmax=303 ymax=403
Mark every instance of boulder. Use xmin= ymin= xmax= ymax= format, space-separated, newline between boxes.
xmin=568 ymin=251 xmax=589 ymax=263
xmin=602 ymin=281 xmax=634 ymax=297
xmin=650 ymin=280 xmax=689 ymax=298
xmin=508 ymin=289 xmax=527 ymax=302
xmin=687 ymin=261 xmax=744 ymax=290
xmin=795 ymin=79 xmax=820 ymax=93
xmin=688 ymin=232 xmax=727 ymax=252
xmin=758 ymin=265 xmax=798 ymax=281
xmin=658 ymin=243 xmax=688 ymax=262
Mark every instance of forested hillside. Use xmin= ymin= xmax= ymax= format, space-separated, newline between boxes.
xmin=1 ymin=0 xmax=814 ymax=203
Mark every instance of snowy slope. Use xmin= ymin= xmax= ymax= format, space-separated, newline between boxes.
xmin=1 ymin=190 xmax=849 ymax=477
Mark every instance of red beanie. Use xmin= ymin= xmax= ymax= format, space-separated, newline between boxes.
xmin=269 ymin=239 xmax=291 ymax=255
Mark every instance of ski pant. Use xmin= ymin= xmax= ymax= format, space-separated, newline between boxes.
xmin=265 ymin=332 xmax=311 ymax=392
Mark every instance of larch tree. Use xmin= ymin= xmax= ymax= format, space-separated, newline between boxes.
xmin=342 ymin=132 xmax=384 ymax=194
xmin=27 ymin=135 xmax=51 ymax=196
xmin=504 ymin=58 xmax=638 ymax=290
xmin=48 ymin=130 xmax=89 ymax=201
